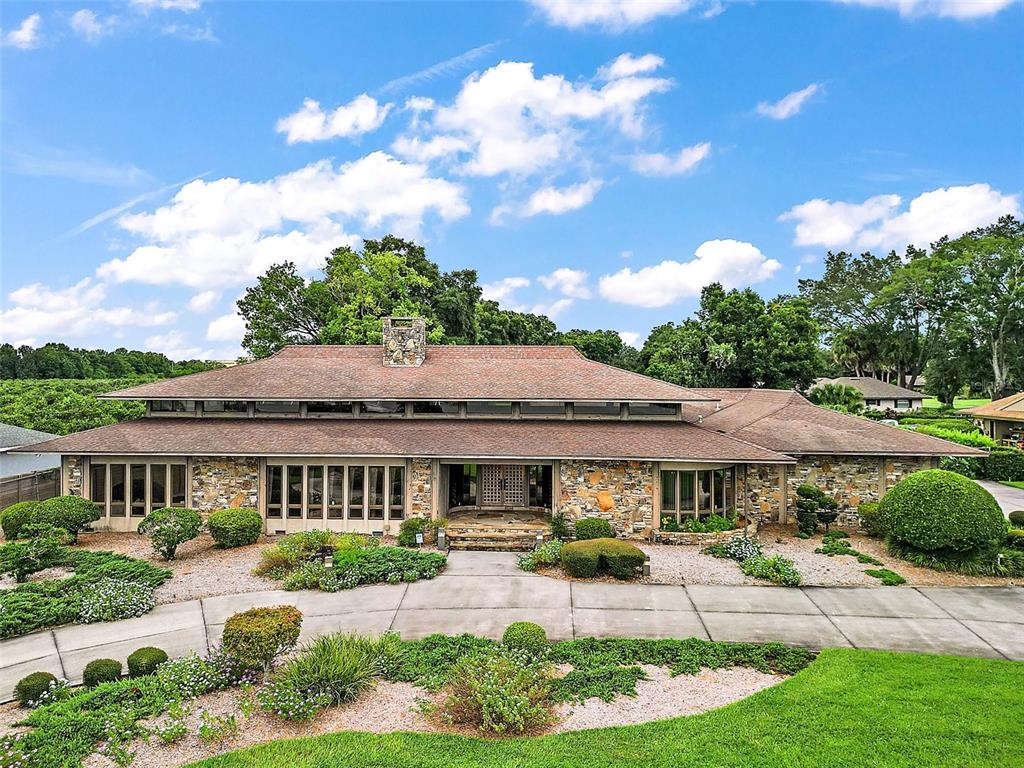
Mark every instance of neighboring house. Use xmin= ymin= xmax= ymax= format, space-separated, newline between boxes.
xmin=0 ymin=423 xmax=60 ymax=479
xmin=14 ymin=318 xmax=981 ymax=543
xmin=961 ymin=393 xmax=1024 ymax=449
xmin=815 ymin=377 xmax=924 ymax=412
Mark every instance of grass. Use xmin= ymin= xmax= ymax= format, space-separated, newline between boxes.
xmin=1001 ymin=481 xmax=1024 ymax=490
xmin=921 ymin=397 xmax=991 ymax=410
xmin=189 ymin=649 xmax=1024 ymax=768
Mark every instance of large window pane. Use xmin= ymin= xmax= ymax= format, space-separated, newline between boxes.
xmin=388 ymin=466 xmax=405 ymax=520
xmin=466 ymin=401 xmax=512 ymax=416
xmin=150 ymin=464 xmax=167 ymax=511
xmin=110 ymin=464 xmax=126 ymax=516
xmin=170 ymin=465 xmax=186 ymax=506
xmin=308 ymin=401 xmax=353 ymax=414
xmin=348 ymin=466 xmax=365 ymax=519
xmin=307 ymin=466 xmax=324 ymax=519
xmin=629 ymin=402 xmax=679 ymax=417
xmin=327 ymin=466 xmax=344 ymax=519
xmin=361 ymin=401 xmax=404 ymax=415
xmin=722 ymin=467 xmax=735 ymax=513
xmin=528 ymin=465 xmax=552 ymax=507
xmin=203 ymin=400 xmax=247 ymax=414
xmin=521 ymin=401 xmax=565 ymax=416
xmin=412 ymin=401 xmax=461 ymax=415
xmin=267 ymin=466 xmax=283 ymax=519
xmin=574 ymin=401 xmax=620 ymax=416
xmin=679 ymin=471 xmax=696 ymax=517
xmin=660 ymin=470 xmax=677 ymax=512
xmin=90 ymin=464 xmax=106 ymax=511
xmin=130 ymin=464 xmax=146 ymax=517
xmin=368 ymin=466 xmax=385 ymax=520
xmin=287 ymin=465 xmax=303 ymax=519
xmin=448 ymin=464 xmax=478 ymax=508
xmin=255 ymin=401 xmax=300 ymax=415
xmin=697 ymin=470 xmax=712 ymax=515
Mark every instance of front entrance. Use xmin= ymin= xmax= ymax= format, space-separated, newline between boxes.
xmin=446 ymin=462 xmax=552 ymax=513
xmin=480 ymin=464 xmax=527 ymax=507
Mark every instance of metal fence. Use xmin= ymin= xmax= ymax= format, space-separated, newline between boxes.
xmin=0 ymin=469 xmax=59 ymax=509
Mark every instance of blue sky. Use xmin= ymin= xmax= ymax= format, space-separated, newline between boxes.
xmin=2 ymin=0 xmax=1022 ymax=359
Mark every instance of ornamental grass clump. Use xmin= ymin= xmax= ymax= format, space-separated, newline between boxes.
xmin=137 ymin=507 xmax=202 ymax=560
xmin=78 ymin=578 xmax=155 ymax=623
xmin=221 ymin=605 xmax=303 ymax=677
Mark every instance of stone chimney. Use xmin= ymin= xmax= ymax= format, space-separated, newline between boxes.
xmin=382 ymin=317 xmax=426 ymax=367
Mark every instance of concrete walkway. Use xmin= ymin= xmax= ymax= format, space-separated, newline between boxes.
xmin=3 ymin=552 xmax=1022 ymax=702
xmin=977 ymin=479 xmax=1024 ymax=516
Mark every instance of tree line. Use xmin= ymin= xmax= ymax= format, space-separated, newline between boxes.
xmin=0 ymin=344 xmax=222 ymax=381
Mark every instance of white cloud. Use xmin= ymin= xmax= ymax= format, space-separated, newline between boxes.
xmin=145 ymin=330 xmax=207 ymax=360
xmin=481 ymin=276 xmax=530 ymax=303
xmin=539 ymin=268 xmax=592 ymax=299
xmin=160 ymin=21 xmax=218 ymax=43
xmin=187 ymin=290 xmax=220 ymax=313
xmin=5 ymin=146 xmax=154 ymax=187
xmin=756 ymin=83 xmax=821 ymax=120
xmin=529 ymin=0 xmax=694 ymax=30
xmin=836 ymin=0 xmax=1014 ymax=19
xmin=391 ymin=135 xmax=469 ymax=163
xmin=98 ymin=152 xmax=469 ymax=289
xmin=524 ymin=179 xmax=604 ymax=217
xmin=402 ymin=58 xmax=671 ymax=178
xmin=531 ymin=297 xmax=574 ymax=318
xmin=276 ymin=95 xmax=393 ymax=144
xmin=630 ymin=141 xmax=711 ymax=176
xmin=3 ymin=14 xmax=42 ymax=50
xmin=618 ymin=330 xmax=641 ymax=347
xmin=131 ymin=0 xmax=201 ymax=11
xmin=378 ymin=41 xmax=501 ymax=95
xmin=599 ymin=53 xmax=665 ymax=80
xmin=0 ymin=278 xmax=176 ymax=346
xmin=70 ymin=10 xmax=116 ymax=43
xmin=599 ymin=240 xmax=782 ymax=308
xmin=206 ymin=312 xmax=246 ymax=342
xmin=780 ymin=184 xmax=1021 ymax=251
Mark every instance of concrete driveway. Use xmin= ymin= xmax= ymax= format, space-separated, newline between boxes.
xmin=2 ymin=551 xmax=1022 ymax=702
xmin=976 ymin=479 xmax=1024 ymax=516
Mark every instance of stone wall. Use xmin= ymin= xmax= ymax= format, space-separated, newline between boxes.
xmin=409 ymin=459 xmax=433 ymax=518
xmin=191 ymin=456 xmax=258 ymax=514
xmin=743 ymin=463 xmax=784 ymax=523
xmin=653 ymin=521 xmax=758 ymax=546
xmin=64 ymin=456 xmax=84 ymax=496
xmin=559 ymin=460 xmax=654 ymax=539
xmin=382 ymin=317 xmax=426 ymax=367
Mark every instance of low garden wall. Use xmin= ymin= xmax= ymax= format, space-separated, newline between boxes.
xmin=652 ymin=520 xmax=758 ymax=546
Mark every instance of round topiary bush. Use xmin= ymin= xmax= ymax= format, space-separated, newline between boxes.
xmin=222 ymin=605 xmax=303 ymax=674
xmin=880 ymin=469 xmax=1006 ymax=553
xmin=574 ymin=517 xmax=614 ymax=541
xmin=1009 ymin=510 xmax=1024 ymax=529
xmin=127 ymin=646 xmax=169 ymax=678
xmin=14 ymin=671 xmax=57 ymax=707
xmin=208 ymin=507 xmax=263 ymax=548
xmin=561 ymin=538 xmax=646 ymax=579
xmin=34 ymin=496 xmax=101 ymax=542
xmin=83 ymin=658 xmax=123 ymax=688
xmin=0 ymin=501 xmax=41 ymax=540
xmin=502 ymin=621 xmax=548 ymax=656
xmin=138 ymin=507 xmax=203 ymax=560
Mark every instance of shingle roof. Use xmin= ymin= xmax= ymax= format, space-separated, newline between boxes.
xmin=0 ymin=423 xmax=58 ymax=452
xmin=12 ymin=417 xmax=794 ymax=463
xmin=101 ymin=346 xmax=714 ymax=403
xmin=684 ymin=389 xmax=985 ymax=457
xmin=961 ymin=392 xmax=1024 ymax=421
xmin=814 ymin=377 xmax=923 ymax=400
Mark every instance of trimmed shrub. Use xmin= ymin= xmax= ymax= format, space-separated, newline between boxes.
xmin=208 ymin=507 xmax=262 ymax=548
xmin=905 ymin=425 xmax=997 ymax=449
xmin=561 ymin=538 xmax=645 ymax=580
xmin=983 ymin=449 xmax=1024 ymax=482
xmin=222 ymin=605 xmax=303 ymax=674
xmin=1005 ymin=529 xmax=1024 ymax=551
xmin=83 ymin=658 xmax=122 ymax=688
xmin=14 ymin=671 xmax=57 ymax=707
xmin=127 ymin=646 xmax=169 ymax=678
xmin=1 ymin=501 xmax=40 ymax=540
xmin=397 ymin=516 xmax=437 ymax=547
xmin=880 ymin=469 xmax=1005 ymax=553
xmin=1009 ymin=511 xmax=1024 ymax=528
xmin=502 ymin=621 xmax=548 ymax=656
xmin=138 ymin=507 xmax=202 ymax=560
xmin=858 ymin=502 xmax=886 ymax=538
xmin=34 ymin=496 xmax=101 ymax=542
xmin=574 ymin=517 xmax=614 ymax=541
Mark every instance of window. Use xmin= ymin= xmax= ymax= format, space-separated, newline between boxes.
xmin=151 ymin=400 xmax=195 ymax=413
xmin=389 ymin=466 xmax=405 ymax=519
xmin=528 ymin=465 xmax=552 ymax=507
xmin=267 ymin=466 xmax=283 ymax=519
xmin=203 ymin=400 xmax=248 ymax=414
xmin=574 ymin=401 xmax=621 ymax=417
xmin=661 ymin=470 xmax=697 ymax=523
xmin=412 ymin=401 xmax=461 ymax=415
xmin=255 ymin=401 xmax=300 ymax=415
xmin=151 ymin=463 xmax=167 ymax=510
xmin=110 ymin=464 xmax=126 ymax=517
xmin=348 ymin=466 xmax=365 ymax=519
xmin=361 ymin=401 xmax=405 ymax=415
xmin=896 ymin=399 xmax=912 ymax=409
xmin=307 ymin=466 xmax=324 ymax=519
xmin=680 ymin=471 xmax=696 ymax=516
xmin=90 ymin=464 xmax=106 ymax=506
xmin=308 ymin=401 xmax=353 ymax=415
xmin=466 ymin=401 xmax=512 ymax=416
xmin=520 ymin=401 xmax=566 ymax=416
xmin=448 ymin=464 xmax=478 ymax=508
xmin=660 ymin=470 xmax=676 ymax=511
xmin=629 ymin=402 xmax=679 ymax=417
xmin=130 ymin=464 xmax=147 ymax=517
xmin=327 ymin=466 xmax=345 ymax=519
xmin=170 ymin=465 xmax=186 ymax=506
xmin=287 ymin=465 xmax=303 ymax=519
xmin=697 ymin=470 xmax=712 ymax=514
xmin=865 ymin=398 xmax=881 ymax=407
xmin=368 ymin=466 xmax=385 ymax=520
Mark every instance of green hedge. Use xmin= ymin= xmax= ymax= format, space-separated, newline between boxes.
xmin=902 ymin=425 xmax=997 ymax=449
xmin=941 ymin=448 xmax=1024 ymax=481
xmin=899 ymin=417 xmax=980 ymax=433
xmin=574 ymin=518 xmax=614 ymax=541
xmin=208 ymin=507 xmax=263 ymax=548
xmin=561 ymin=538 xmax=645 ymax=579
xmin=880 ymin=469 xmax=1005 ymax=553
xmin=0 ymin=501 xmax=40 ymax=540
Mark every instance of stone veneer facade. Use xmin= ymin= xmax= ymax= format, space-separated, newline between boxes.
xmin=559 ymin=460 xmax=654 ymax=539
xmin=63 ymin=455 xmax=84 ymax=497
xmin=409 ymin=458 xmax=433 ymax=518
xmin=191 ymin=456 xmax=259 ymax=514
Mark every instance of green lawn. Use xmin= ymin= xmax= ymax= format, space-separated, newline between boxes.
xmin=192 ymin=649 xmax=1024 ymax=768
xmin=1002 ymin=481 xmax=1024 ymax=490
xmin=922 ymin=396 xmax=991 ymax=410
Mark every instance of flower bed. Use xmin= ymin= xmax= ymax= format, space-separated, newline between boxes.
xmin=653 ymin=521 xmax=758 ymax=546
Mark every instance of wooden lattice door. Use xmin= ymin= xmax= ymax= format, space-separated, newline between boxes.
xmin=480 ymin=465 xmax=527 ymax=507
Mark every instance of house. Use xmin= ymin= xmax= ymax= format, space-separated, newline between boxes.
xmin=0 ymin=423 xmax=60 ymax=479
xmin=13 ymin=318 xmax=982 ymax=544
xmin=961 ymin=393 xmax=1024 ymax=449
xmin=815 ymin=376 xmax=924 ymax=412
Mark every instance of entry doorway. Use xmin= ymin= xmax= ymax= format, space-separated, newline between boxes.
xmin=480 ymin=464 xmax=527 ymax=507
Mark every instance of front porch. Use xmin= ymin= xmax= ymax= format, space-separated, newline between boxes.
xmin=444 ymin=507 xmax=553 ymax=551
